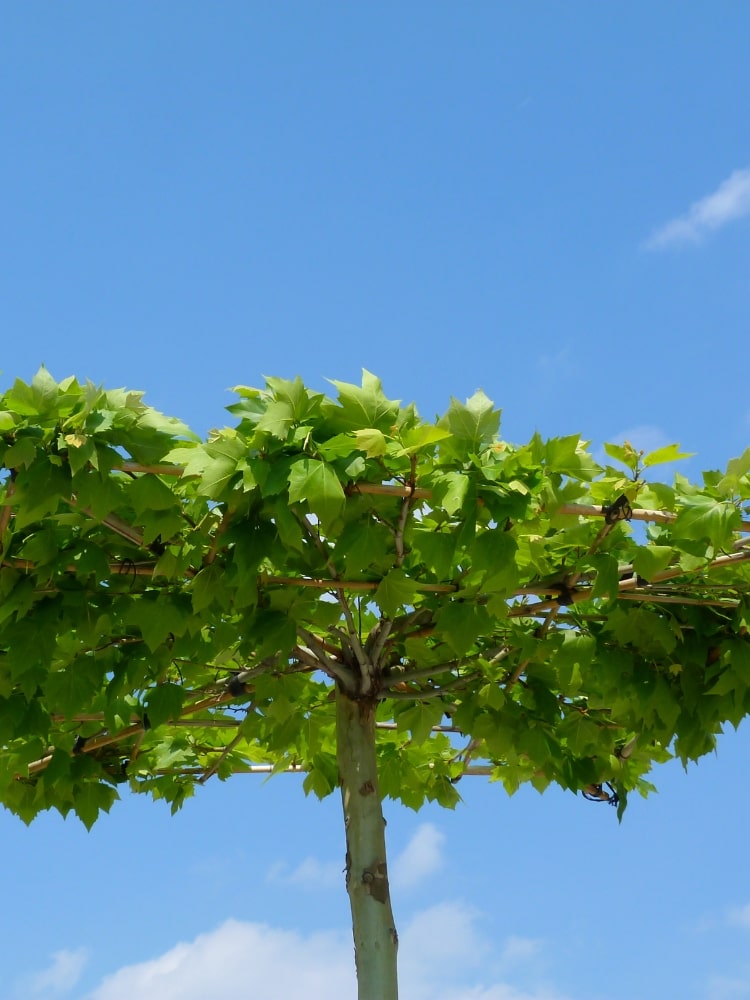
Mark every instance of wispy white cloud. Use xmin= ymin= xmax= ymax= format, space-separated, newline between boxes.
xmin=596 ymin=424 xmax=669 ymax=481
xmin=266 ymin=854 xmax=343 ymax=889
xmin=27 ymin=948 xmax=89 ymax=996
xmin=500 ymin=935 xmax=543 ymax=967
xmin=537 ymin=348 xmax=578 ymax=378
xmin=391 ymin=822 xmax=446 ymax=891
xmin=399 ymin=900 xmax=487 ymax=976
xmin=706 ymin=971 xmax=750 ymax=1000
xmin=267 ymin=821 xmax=446 ymax=894
xmin=645 ymin=167 xmax=750 ymax=249
xmin=79 ymin=906 xmax=567 ymax=1000
xmin=728 ymin=903 xmax=750 ymax=930
xmin=603 ymin=424 xmax=670 ymax=461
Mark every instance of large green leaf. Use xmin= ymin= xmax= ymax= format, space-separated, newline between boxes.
xmin=438 ymin=390 xmax=500 ymax=458
xmin=673 ymin=495 xmax=741 ymax=548
xmin=287 ymin=457 xmax=346 ymax=526
xmin=374 ymin=569 xmax=419 ymax=617
xmin=326 ymin=370 xmax=400 ymax=431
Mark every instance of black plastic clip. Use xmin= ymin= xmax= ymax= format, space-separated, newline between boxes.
xmin=602 ymin=494 xmax=632 ymax=525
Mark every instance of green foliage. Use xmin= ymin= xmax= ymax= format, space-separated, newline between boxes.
xmin=1 ymin=366 xmax=749 ymax=826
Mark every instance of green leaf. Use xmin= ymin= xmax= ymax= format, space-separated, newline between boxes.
xmin=336 ymin=519 xmax=392 ymax=575
xmin=651 ymin=676 xmax=681 ymax=730
xmin=396 ymin=702 xmax=445 ymax=744
xmin=642 ymin=444 xmax=694 ymax=468
xmin=432 ymin=471 xmax=469 ymax=515
xmin=46 ymin=659 xmax=104 ymax=717
xmin=190 ymin=564 xmax=230 ymax=612
xmin=673 ymin=495 xmax=741 ymax=548
xmin=256 ymin=400 xmax=296 ymax=440
xmin=303 ymin=764 xmax=337 ymax=799
xmin=62 ymin=433 xmax=98 ymax=475
xmin=722 ymin=638 xmax=750 ymax=682
xmin=248 ymin=609 xmax=298 ymax=659
xmin=4 ymin=436 xmax=38 ymax=469
xmin=604 ymin=441 xmax=640 ymax=473
xmin=411 ymin=529 xmax=457 ymax=580
xmin=395 ymin=424 xmax=452 ymax=456
xmin=439 ymin=390 xmax=500 ymax=455
xmin=287 ymin=458 xmax=346 ymax=526
xmin=270 ymin=500 xmax=305 ymax=552
xmin=129 ymin=594 xmax=190 ymax=651
xmin=327 ymin=370 xmax=400 ymax=431
xmin=718 ymin=447 xmax=750 ymax=496
xmin=632 ymin=545 xmax=675 ymax=582
xmin=374 ymin=569 xmax=420 ymax=617
xmin=604 ymin=608 xmax=677 ymax=657
xmin=545 ymin=435 xmax=599 ymax=478
xmin=31 ymin=366 xmax=60 ymax=412
xmin=145 ymin=683 xmax=185 ymax=728
xmin=128 ymin=474 xmax=179 ymax=514
xmin=436 ymin=602 xmax=492 ymax=656
xmin=588 ymin=552 xmax=620 ymax=599
xmin=554 ymin=633 xmax=596 ymax=692
xmin=73 ymin=781 xmax=118 ymax=830
xmin=470 ymin=531 xmax=519 ymax=592
xmin=170 ymin=434 xmax=246 ymax=497
xmin=352 ymin=428 xmax=388 ymax=457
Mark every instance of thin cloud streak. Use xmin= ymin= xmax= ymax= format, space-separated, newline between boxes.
xmin=266 ymin=821 xmax=446 ymax=894
xmin=645 ymin=167 xmax=750 ymax=249
xmin=391 ymin=822 xmax=446 ymax=891
xmin=728 ymin=903 xmax=750 ymax=930
xmin=266 ymin=855 xmax=342 ymax=890
xmin=26 ymin=948 xmax=89 ymax=997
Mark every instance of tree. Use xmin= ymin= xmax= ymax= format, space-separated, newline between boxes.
xmin=1 ymin=367 xmax=749 ymax=999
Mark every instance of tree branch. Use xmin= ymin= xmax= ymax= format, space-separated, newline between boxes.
xmin=296 ymin=627 xmax=356 ymax=690
xmin=296 ymin=513 xmax=371 ymax=678
xmin=199 ymin=730 xmax=246 ymax=784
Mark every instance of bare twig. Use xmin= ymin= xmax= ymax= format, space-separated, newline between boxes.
xmin=64 ymin=496 xmax=146 ymax=548
xmin=383 ymin=663 xmax=461 ymax=688
xmin=386 ymin=672 xmax=480 ymax=699
xmin=199 ymin=730 xmax=246 ymax=784
xmin=504 ymin=657 xmax=530 ymax=690
xmin=451 ymin=737 xmax=483 ymax=780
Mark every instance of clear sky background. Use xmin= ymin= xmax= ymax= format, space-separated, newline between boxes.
xmin=2 ymin=5 xmax=750 ymax=999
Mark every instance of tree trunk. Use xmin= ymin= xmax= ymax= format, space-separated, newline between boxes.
xmin=336 ymin=687 xmax=398 ymax=1000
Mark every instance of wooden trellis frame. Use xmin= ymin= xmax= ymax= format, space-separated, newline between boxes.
xmin=4 ymin=456 xmax=749 ymax=789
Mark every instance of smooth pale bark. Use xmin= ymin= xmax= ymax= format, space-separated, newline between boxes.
xmin=336 ymin=689 xmax=398 ymax=1000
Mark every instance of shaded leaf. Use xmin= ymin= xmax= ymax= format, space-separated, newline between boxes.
xmin=374 ymin=569 xmax=419 ymax=617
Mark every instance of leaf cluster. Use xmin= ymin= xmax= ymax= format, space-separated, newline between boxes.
xmin=1 ymin=367 xmax=749 ymax=825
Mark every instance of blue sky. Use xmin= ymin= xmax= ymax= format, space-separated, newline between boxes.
xmin=2 ymin=5 xmax=750 ymax=998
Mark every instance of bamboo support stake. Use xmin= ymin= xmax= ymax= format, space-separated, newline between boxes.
xmin=119 ymin=462 xmax=185 ymax=476
xmin=110 ymin=461 xmax=750 ymax=531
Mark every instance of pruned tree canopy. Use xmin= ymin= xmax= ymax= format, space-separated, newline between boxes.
xmin=1 ymin=367 xmax=749 ymax=827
